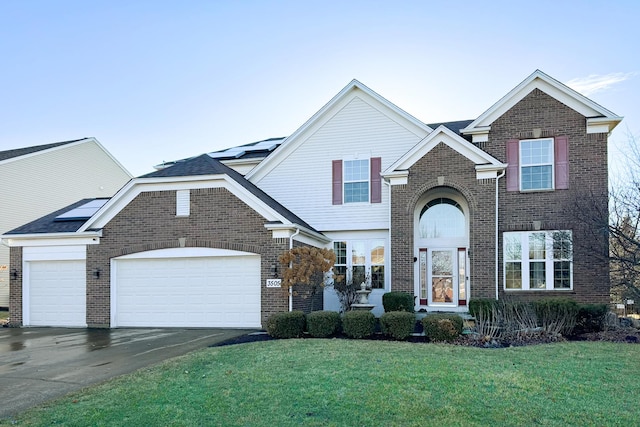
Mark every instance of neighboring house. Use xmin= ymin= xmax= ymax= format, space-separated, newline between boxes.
xmin=0 ymin=138 xmax=132 ymax=308
xmin=2 ymin=70 xmax=621 ymax=328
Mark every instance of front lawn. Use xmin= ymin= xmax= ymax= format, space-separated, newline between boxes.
xmin=3 ymin=340 xmax=639 ymax=426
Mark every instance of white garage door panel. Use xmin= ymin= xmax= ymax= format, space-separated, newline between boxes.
xmin=114 ymin=256 xmax=261 ymax=328
xmin=29 ymin=260 xmax=86 ymax=327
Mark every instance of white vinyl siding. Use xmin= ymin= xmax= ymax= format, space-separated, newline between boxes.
xmin=0 ymin=140 xmax=131 ymax=307
xmin=254 ymin=96 xmax=424 ymax=231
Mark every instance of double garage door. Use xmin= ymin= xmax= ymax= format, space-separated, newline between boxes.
xmin=24 ymin=247 xmax=261 ymax=328
xmin=112 ymin=253 xmax=261 ymax=328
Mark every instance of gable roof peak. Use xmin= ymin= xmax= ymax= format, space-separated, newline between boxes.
xmin=461 ymin=69 xmax=622 ymax=139
xmin=246 ymin=79 xmax=432 ymax=182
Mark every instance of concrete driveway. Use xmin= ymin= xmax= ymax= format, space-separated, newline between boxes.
xmin=0 ymin=327 xmax=254 ymax=419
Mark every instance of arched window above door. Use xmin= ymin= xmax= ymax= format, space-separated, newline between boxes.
xmin=418 ymin=198 xmax=465 ymax=239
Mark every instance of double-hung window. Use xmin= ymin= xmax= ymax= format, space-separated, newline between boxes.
xmin=506 ymin=136 xmax=569 ymax=192
xmin=344 ymin=159 xmax=370 ymax=203
xmin=332 ymin=239 xmax=386 ymax=289
xmin=331 ymin=158 xmax=382 ymax=205
xmin=520 ymin=138 xmax=554 ymax=191
xmin=504 ymin=230 xmax=572 ymax=290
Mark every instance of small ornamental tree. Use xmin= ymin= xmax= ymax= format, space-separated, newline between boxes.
xmin=279 ymin=247 xmax=336 ymax=311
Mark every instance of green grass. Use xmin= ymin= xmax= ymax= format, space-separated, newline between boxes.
xmin=3 ymin=340 xmax=639 ymax=426
xmin=0 ymin=310 xmax=8 ymax=321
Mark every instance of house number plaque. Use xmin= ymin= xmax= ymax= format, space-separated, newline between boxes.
xmin=266 ymin=279 xmax=282 ymax=288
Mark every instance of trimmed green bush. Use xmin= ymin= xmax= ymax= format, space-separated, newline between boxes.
xmin=422 ymin=314 xmax=463 ymax=342
xmin=266 ymin=311 xmax=306 ymax=339
xmin=306 ymin=311 xmax=341 ymax=338
xmin=342 ymin=311 xmax=376 ymax=339
xmin=382 ymin=292 xmax=415 ymax=313
xmin=380 ymin=311 xmax=416 ymax=340
xmin=533 ymin=298 xmax=579 ymax=336
xmin=574 ymin=304 xmax=609 ymax=334
xmin=469 ymin=298 xmax=498 ymax=319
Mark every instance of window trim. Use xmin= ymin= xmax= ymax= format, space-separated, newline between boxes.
xmin=343 ymin=158 xmax=370 ymax=204
xmin=503 ymin=230 xmax=573 ymax=291
xmin=332 ymin=239 xmax=386 ymax=290
xmin=519 ymin=137 xmax=555 ymax=191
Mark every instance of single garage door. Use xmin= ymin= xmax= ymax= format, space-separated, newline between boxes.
xmin=28 ymin=260 xmax=86 ymax=327
xmin=113 ymin=253 xmax=261 ymax=328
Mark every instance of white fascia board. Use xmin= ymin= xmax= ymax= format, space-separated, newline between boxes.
xmin=587 ymin=117 xmax=623 ymax=134
xmin=475 ymin=163 xmax=508 ymax=179
xmin=246 ymin=80 xmax=432 ymax=183
xmin=387 ymin=126 xmax=503 ymax=172
xmin=381 ymin=170 xmax=409 ymax=186
xmin=81 ymin=174 xmax=297 ymax=232
xmin=462 ymin=70 xmax=621 ymax=134
xmin=1 ymin=231 xmax=101 ymax=247
xmin=265 ymin=223 xmax=331 ymax=246
xmin=79 ymin=175 xmax=230 ymax=231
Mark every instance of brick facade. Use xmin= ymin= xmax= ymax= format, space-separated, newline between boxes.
xmin=488 ymin=89 xmax=610 ymax=304
xmin=390 ymin=143 xmax=496 ymax=301
xmin=8 ymin=247 xmax=22 ymax=325
xmin=85 ymin=187 xmax=292 ymax=327
xmin=391 ymin=88 xmax=610 ymax=306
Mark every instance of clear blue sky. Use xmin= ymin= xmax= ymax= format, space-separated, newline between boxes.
xmin=1 ymin=0 xmax=638 ymax=177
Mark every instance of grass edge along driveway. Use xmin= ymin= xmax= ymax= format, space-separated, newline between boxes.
xmin=3 ymin=340 xmax=638 ymax=427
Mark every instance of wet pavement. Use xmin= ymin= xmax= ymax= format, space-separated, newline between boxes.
xmin=0 ymin=327 xmax=253 ymax=419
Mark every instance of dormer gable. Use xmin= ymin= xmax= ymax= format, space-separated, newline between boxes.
xmin=383 ymin=126 xmax=506 ymax=185
xmin=461 ymin=70 xmax=623 ymax=143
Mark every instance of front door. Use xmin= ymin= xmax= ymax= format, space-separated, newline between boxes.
xmin=419 ymin=247 xmax=467 ymax=307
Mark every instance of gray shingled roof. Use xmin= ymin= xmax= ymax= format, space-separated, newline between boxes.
xmin=427 ymin=120 xmax=474 ymax=135
xmin=4 ymin=198 xmax=105 ymax=235
xmin=7 ymin=155 xmax=320 ymax=236
xmin=154 ymin=137 xmax=285 ymax=170
xmin=0 ymin=139 xmax=88 ymax=162
xmin=143 ymin=154 xmax=319 ymax=232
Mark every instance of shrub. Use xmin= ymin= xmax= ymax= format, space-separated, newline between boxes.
xmin=574 ymin=304 xmax=609 ymax=334
xmin=380 ymin=311 xmax=416 ymax=340
xmin=266 ymin=311 xmax=306 ymax=339
xmin=469 ymin=298 xmax=498 ymax=320
xmin=382 ymin=292 xmax=415 ymax=313
xmin=342 ymin=311 xmax=376 ymax=339
xmin=306 ymin=311 xmax=341 ymax=338
xmin=422 ymin=314 xmax=463 ymax=342
xmin=532 ymin=298 xmax=579 ymax=336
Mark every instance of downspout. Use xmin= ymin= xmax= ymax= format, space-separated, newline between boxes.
xmin=384 ymin=180 xmax=392 ymax=292
xmin=288 ymin=228 xmax=301 ymax=312
xmin=495 ymin=170 xmax=506 ymax=300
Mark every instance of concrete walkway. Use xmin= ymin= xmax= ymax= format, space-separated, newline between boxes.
xmin=0 ymin=327 xmax=253 ymax=418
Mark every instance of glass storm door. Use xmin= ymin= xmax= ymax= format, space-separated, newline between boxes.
xmin=419 ymin=248 xmax=467 ymax=306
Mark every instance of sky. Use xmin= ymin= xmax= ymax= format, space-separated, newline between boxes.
xmin=1 ymin=0 xmax=639 ymax=177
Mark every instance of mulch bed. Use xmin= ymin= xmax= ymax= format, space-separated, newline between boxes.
xmin=211 ymin=327 xmax=640 ymax=348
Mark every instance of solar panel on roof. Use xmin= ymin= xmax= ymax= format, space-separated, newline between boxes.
xmin=244 ymin=142 xmax=277 ymax=152
xmin=55 ymin=199 xmax=108 ymax=221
